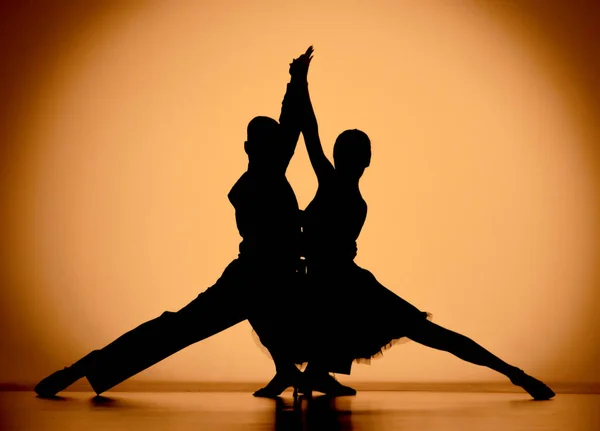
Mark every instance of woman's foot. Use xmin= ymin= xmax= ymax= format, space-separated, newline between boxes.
xmin=34 ymin=366 xmax=84 ymax=398
xmin=509 ymin=369 xmax=555 ymax=400
xmin=302 ymin=370 xmax=357 ymax=397
xmin=253 ymin=368 xmax=304 ymax=398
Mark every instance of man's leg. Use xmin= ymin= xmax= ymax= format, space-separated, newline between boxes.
xmin=35 ymin=259 xmax=250 ymax=397
xmin=248 ymin=266 xmax=308 ymax=397
xmin=250 ymin=311 xmax=305 ymax=398
xmin=249 ymin=265 xmax=356 ymax=398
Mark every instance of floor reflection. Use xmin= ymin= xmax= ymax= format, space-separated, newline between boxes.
xmin=1 ymin=391 xmax=598 ymax=431
xmin=274 ymin=395 xmax=353 ymax=431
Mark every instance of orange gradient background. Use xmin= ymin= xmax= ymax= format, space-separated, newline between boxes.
xmin=1 ymin=0 xmax=599 ymax=387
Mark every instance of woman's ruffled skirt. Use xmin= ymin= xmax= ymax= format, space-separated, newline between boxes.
xmin=252 ymin=261 xmax=432 ymax=373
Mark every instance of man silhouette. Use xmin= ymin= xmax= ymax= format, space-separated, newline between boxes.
xmin=34 ymin=48 xmax=313 ymax=397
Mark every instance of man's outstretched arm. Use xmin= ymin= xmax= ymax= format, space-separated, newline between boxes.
xmin=278 ymin=47 xmax=313 ymax=172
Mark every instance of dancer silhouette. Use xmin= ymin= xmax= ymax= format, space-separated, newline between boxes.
xmin=33 ymin=48 xmax=314 ymax=398
xmin=258 ymin=46 xmax=555 ymax=401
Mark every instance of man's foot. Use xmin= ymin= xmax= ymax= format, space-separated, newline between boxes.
xmin=509 ymin=369 xmax=555 ymax=400
xmin=253 ymin=369 xmax=304 ymax=398
xmin=34 ymin=366 xmax=84 ymax=398
xmin=302 ymin=371 xmax=357 ymax=397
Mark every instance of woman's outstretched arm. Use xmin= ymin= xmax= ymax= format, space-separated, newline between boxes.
xmin=297 ymin=49 xmax=335 ymax=183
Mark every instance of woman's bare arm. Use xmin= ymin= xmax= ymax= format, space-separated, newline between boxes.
xmin=297 ymin=49 xmax=335 ymax=182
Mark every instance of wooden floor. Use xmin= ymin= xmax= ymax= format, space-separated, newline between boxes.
xmin=1 ymin=391 xmax=599 ymax=431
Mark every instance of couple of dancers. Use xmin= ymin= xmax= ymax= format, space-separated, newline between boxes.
xmin=34 ymin=47 xmax=555 ymax=400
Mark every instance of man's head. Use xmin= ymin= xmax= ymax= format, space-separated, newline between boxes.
xmin=333 ymin=129 xmax=371 ymax=179
xmin=244 ymin=116 xmax=283 ymax=172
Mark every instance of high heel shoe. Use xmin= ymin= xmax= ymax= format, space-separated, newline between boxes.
xmin=299 ymin=371 xmax=356 ymax=397
xmin=253 ymin=368 xmax=305 ymax=398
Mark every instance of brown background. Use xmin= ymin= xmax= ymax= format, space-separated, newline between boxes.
xmin=0 ymin=0 xmax=599 ymax=386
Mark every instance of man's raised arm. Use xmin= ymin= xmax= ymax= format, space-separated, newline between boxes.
xmin=278 ymin=46 xmax=313 ymax=172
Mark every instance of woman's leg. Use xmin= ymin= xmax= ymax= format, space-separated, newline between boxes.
xmin=405 ymin=320 xmax=555 ymax=400
xmin=407 ymin=321 xmax=518 ymax=376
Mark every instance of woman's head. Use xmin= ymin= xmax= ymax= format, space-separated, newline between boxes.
xmin=333 ymin=129 xmax=371 ymax=179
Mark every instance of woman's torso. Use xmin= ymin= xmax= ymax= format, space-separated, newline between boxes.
xmin=302 ymin=175 xmax=367 ymax=268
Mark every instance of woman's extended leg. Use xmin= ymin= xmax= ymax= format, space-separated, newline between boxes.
xmin=405 ymin=320 xmax=555 ymax=400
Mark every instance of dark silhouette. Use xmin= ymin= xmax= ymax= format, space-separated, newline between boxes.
xmin=34 ymin=46 xmax=556 ymax=402
xmin=33 ymin=48 xmax=314 ymax=398
xmin=259 ymin=46 xmax=555 ymax=401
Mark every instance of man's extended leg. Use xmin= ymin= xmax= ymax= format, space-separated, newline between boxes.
xmin=35 ymin=259 xmax=252 ymax=397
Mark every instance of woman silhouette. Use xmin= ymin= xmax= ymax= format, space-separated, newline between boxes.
xmin=257 ymin=47 xmax=555 ymax=400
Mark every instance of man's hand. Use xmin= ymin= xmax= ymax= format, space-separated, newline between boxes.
xmin=289 ymin=46 xmax=314 ymax=81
